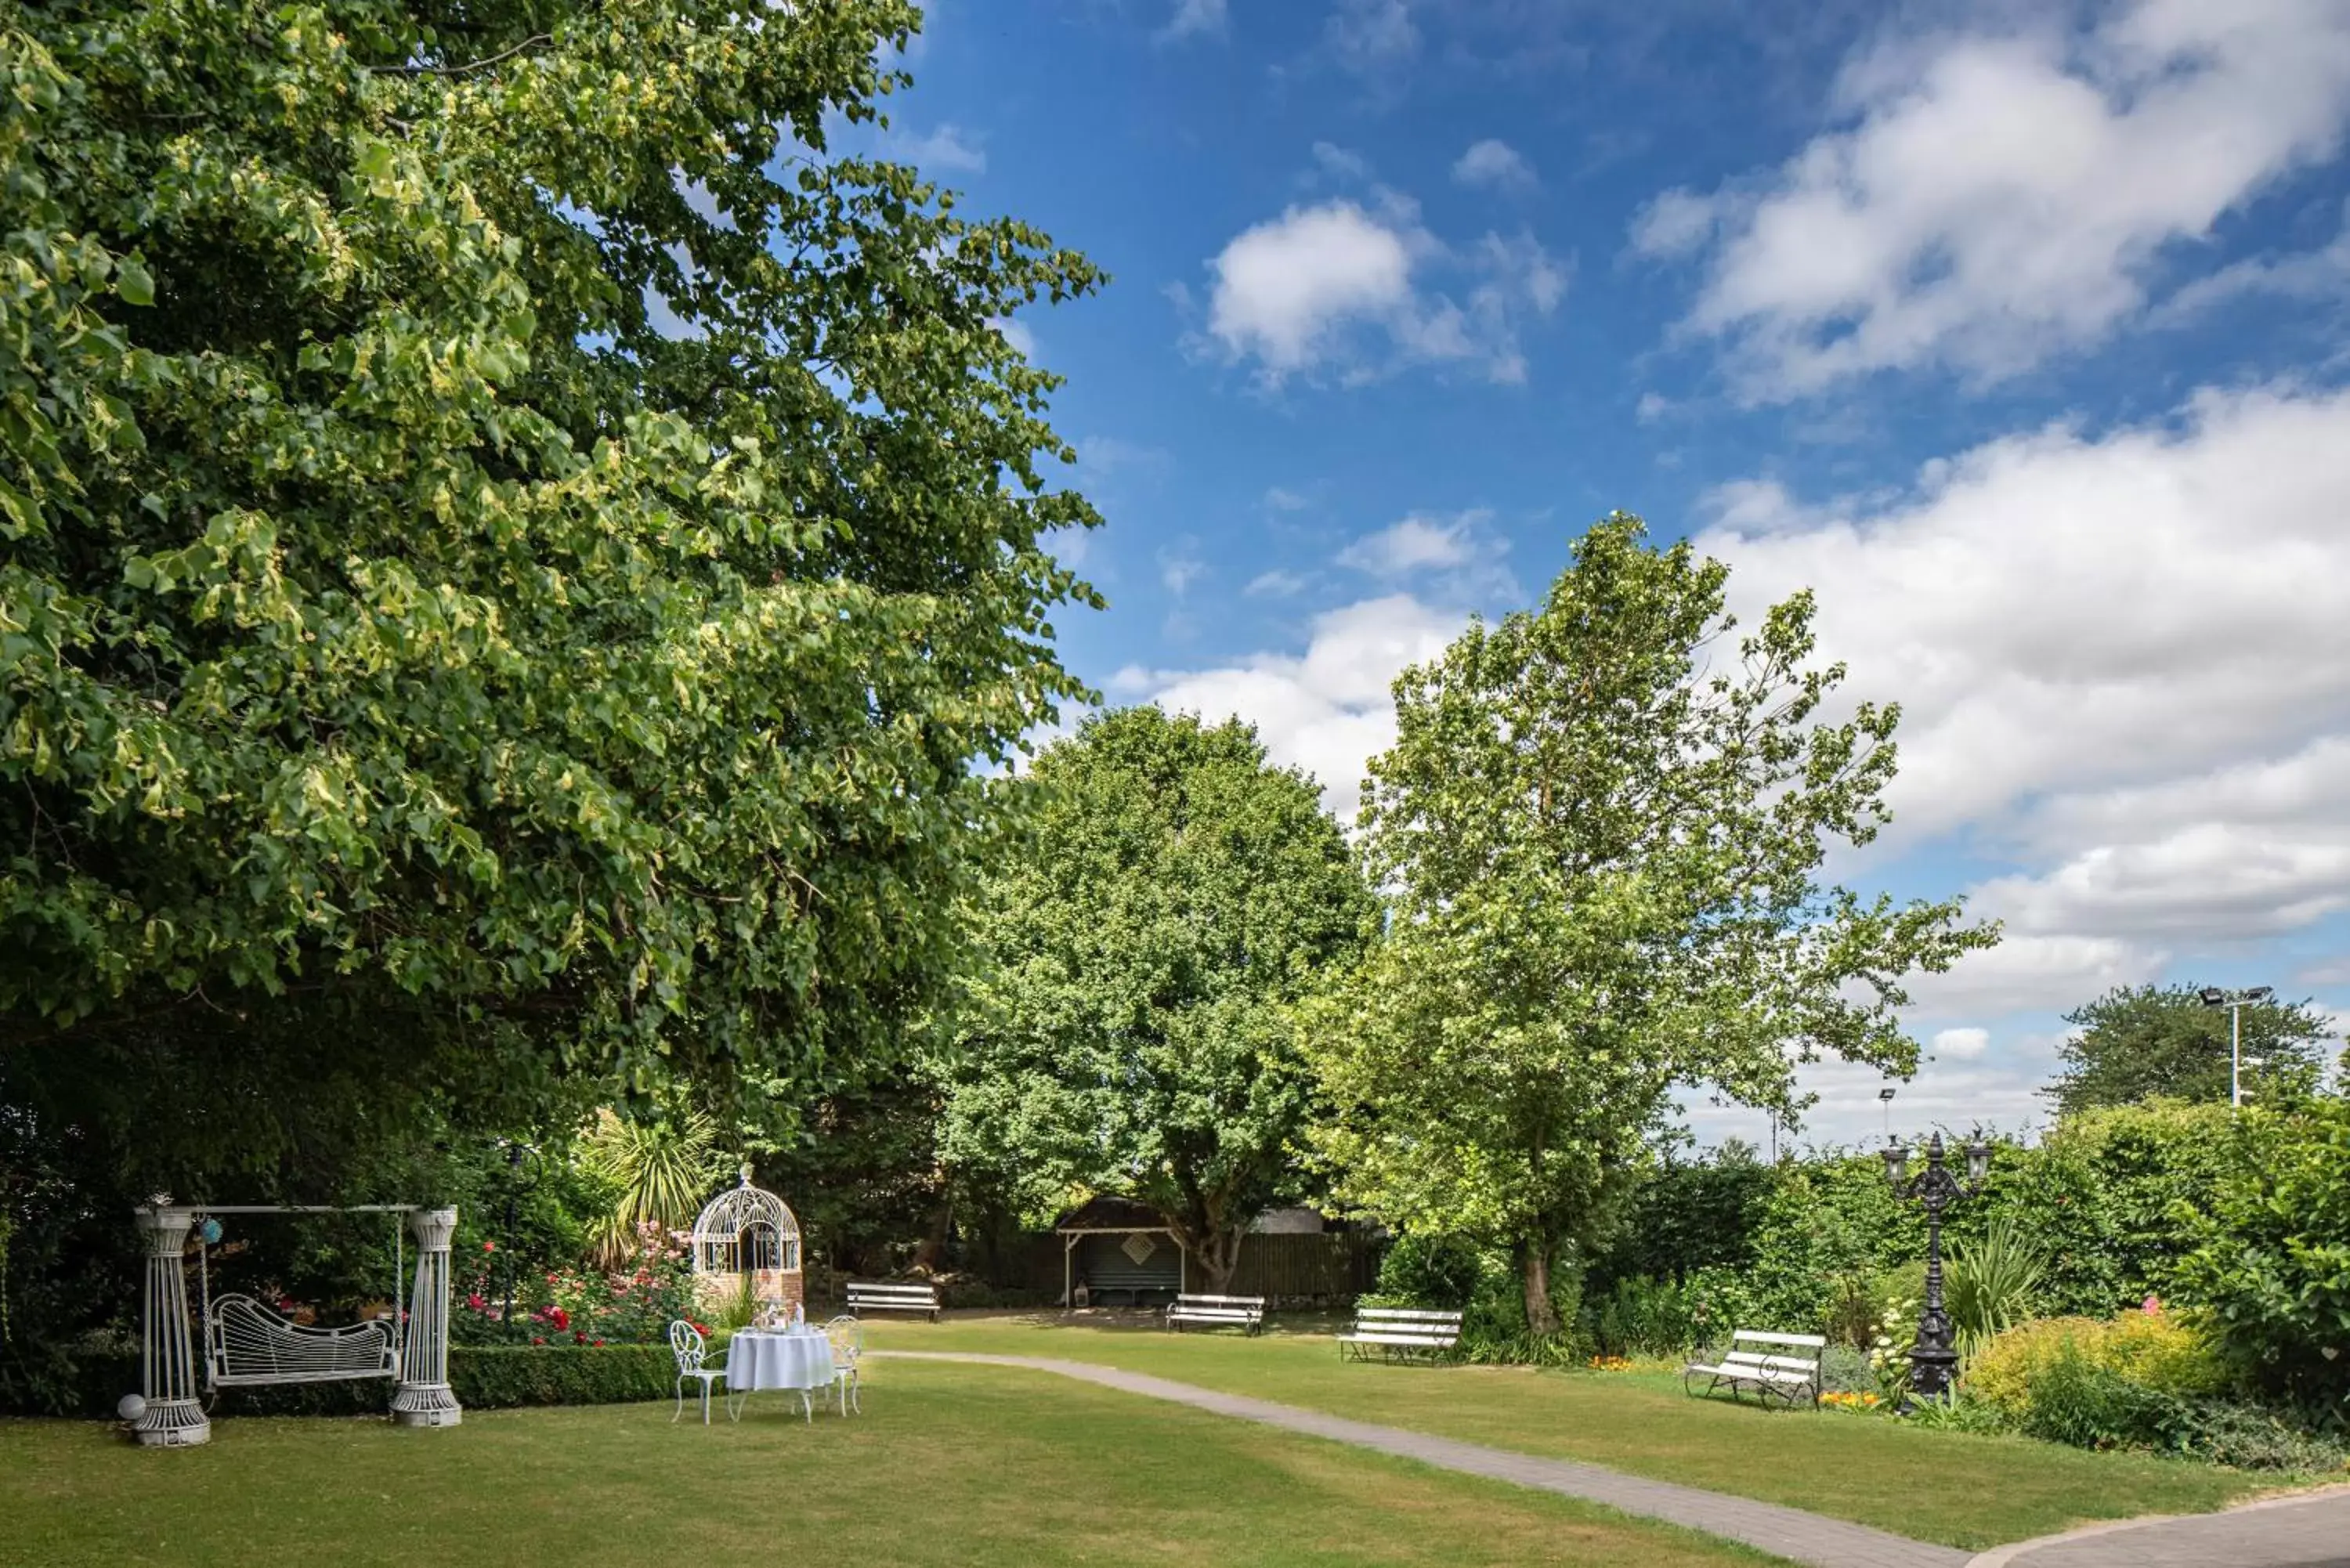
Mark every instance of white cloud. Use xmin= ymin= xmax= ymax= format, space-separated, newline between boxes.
xmin=1636 ymin=392 xmax=1673 ymax=423
xmin=1201 ymin=195 xmax=1566 ymax=384
xmin=887 ymin=123 xmax=987 ymax=175
xmin=1453 ymin=138 xmax=1538 ymax=193
xmin=1903 ymin=935 xmax=2167 ymax=1020
xmin=1311 ymin=142 xmax=1374 ymax=182
xmin=1157 ymin=0 xmax=1226 ymax=44
xmin=1325 ymin=0 xmax=1419 ymax=76
xmin=1699 ymin=385 xmax=2350 ymax=850
xmin=1246 ymin=569 xmax=1311 ymax=598
xmin=1159 ymin=540 xmax=1207 ymax=597
xmin=1637 ymin=0 xmax=2350 ymax=396
xmin=1697 ymin=381 xmax=2350 ymax=1029
xmin=1929 ymin=1027 xmax=1990 ymax=1060
xmin=1206 ymin=202 xmax=1416 ymax=374
xmin=1264 ymin=486 xmax=1311 ymax=511
xmin=2153 ymin=201 xmax=2350 ymax=323
xmin=1121 ymin=594 xmax=1464 ymax=815
xmin=1336 ymin=513 xmax=1481 ymax=575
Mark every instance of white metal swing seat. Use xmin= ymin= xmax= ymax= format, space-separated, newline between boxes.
xmin=204 ymin=1293 xmax=400 ymax=1388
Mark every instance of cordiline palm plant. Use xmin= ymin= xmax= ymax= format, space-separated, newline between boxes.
xmin=581 ymin=1109 xmax=728 ymax=1270
xmin=1947 ymin=1214 xmax=2048 ymax=1364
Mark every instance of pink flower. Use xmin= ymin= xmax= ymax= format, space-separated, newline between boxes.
xmin=482 ymin=1240 xmax=496 ymax=1253
xmin=467 ymin=1293 xmax=486 ymax=1311
xmin=2143 ymin=1295 xmax=2164 ymax=1315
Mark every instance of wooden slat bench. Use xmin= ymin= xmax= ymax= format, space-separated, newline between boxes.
xmin=1683 ymin=1329 xmax=1825 ymax=1408
xmin=844 ymin=1281 xmax=941 ymax=1322
xmin=1338 ymin=1306 xmax=1463 ymax=1363
xmin=1165 ymin=1293 xmax=1267 ymax=1334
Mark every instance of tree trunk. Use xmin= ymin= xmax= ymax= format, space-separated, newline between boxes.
xmin=1520 ymin=1240 xmax=1560 ymax=1338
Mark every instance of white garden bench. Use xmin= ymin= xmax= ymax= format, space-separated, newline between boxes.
xmin=844 ymin=1281 xmax=941 ymax=1321
xmin=1338 ymin=1306 xmax=1463 ymax=1363
xmin=1165 ymin=1293 xmax=1267 ymax=1334
xmin=1683 ymin=1329 xmax=1825 ymax=1408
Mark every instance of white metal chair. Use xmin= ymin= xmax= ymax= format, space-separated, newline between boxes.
xmin=669 ymin=1321 xmax=735 ymax=1425
xmin=822 ymin=1314 xmax=862 ymax=1415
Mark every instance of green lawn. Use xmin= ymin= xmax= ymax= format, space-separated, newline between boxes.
xmin=0 ymin=1357 xmax=1775 ymax=1568
xmin=858 ymin=1313 xmax=2288 ymax=1552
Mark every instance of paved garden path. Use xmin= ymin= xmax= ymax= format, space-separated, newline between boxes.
xmin=1966 ymin=1485 xmax=2350 ymax=1568
xmin=872 ymin=1349 xmax=1968 ymax=1568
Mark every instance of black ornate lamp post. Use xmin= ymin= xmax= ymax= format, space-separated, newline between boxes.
xmin=1882 ymin=1130 xmax=1990 ymax=1404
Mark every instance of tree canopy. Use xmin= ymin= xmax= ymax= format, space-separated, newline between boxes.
xmin=1304 ymin=515 xmax=1999 ymax=1335
xmin=940 ymin=707 xmax=1374 ymax=1290
xmin=0 ymin=0 xmax=1101 ymax=1194
xmin=2045 ymin=985 xmax=2338 ymax=1117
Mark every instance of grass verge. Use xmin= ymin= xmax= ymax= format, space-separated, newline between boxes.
xmin=857 ymin=1313 xmax=2292 ymax=1551
xmin=0 ymin=1357 xmax=1777 ymax=1568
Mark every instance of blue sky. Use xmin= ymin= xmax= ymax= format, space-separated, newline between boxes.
xmin=844 ymin=0 xmax=2350 ymax=1147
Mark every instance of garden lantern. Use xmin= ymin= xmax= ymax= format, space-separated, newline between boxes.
xmin=1882 ymin=1130 xmax=1990 ymax=1405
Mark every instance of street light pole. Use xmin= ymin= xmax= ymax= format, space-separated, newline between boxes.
xmin=2199 ymin=986 xmax=2274 ymax=1110
xmin=1882 ymin=1131 xmax=1990 ymax=1405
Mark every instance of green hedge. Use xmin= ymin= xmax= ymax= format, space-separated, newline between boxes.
xmin=45 ymin=1340 xmax=706 ymax=1420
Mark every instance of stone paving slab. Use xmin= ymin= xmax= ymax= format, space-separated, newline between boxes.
xmin=873 ymin=1349 xmax=1969 ymax=1568
xmin=1969 ymin=1485 xmax=2350 ymax=1568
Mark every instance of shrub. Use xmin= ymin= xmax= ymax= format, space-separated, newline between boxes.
xmin=1372 ymin=1234 xmax=1488 ymax=1308
xmin=2175 ymin=1096 xmax=2350 ymax=1419
xmin=49 ymin=1340 xmax=701 ymax=1419
xmin=1967 ymin=1309 xmax=2228 ymax=1418
xmin=1947 ymin=1214 xmax=2047 ymax=1357
xmin=1586 ymin=1274 xmax=1695 ymax=1357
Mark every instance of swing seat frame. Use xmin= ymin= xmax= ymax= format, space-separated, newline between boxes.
xmin=205 ymin=1293 xmax=400 ymax=1387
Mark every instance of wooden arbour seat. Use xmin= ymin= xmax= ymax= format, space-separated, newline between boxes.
xmin=1165 ymin=1293 xmax=1267 ymax=1334
xmin=1338 ymin=1306 xmax=1463 ymax=1363
xmin=206 ymin=1294 xmax=400 ymax=1387
xmin=844 ymin=1280 xmax=941 ymax=1321
xmin=1682 ymin=1328 xmax=1825 ymax=1408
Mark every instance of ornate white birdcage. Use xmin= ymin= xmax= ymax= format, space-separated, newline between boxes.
xmin=689 ymin=1168 xmax=804 ymax=1315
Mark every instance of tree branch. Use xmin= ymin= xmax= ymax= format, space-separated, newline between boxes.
xmin=372 ymin=34 xmax=551 ymax=77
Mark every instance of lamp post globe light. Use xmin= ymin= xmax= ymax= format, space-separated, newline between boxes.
xmin=1882 ymin=1130 xmax=1991 ymax=1405
xmin=2198 ymin=985 xmax=2274 ymax=1109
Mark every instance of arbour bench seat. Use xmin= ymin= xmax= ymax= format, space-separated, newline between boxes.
xmin=1338 ymin=1306 xmax=1463 ymax=1363
xmin=844 ymin=1281 xmax=941 ymax=1322
xmin=1683 ymin=1328 xmax=1825 ymax=1408
xmin=1165 ymin=1293 xmax=1267 ymax=1334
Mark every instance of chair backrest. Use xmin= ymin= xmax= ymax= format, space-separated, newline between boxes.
xmin=668 ymin=1320 xmax=707 ymax=1372
xmin=823 ymin=1314 xmax=863 ymax=1360
xmin=1729 ymin=1328 xmax=1824 ymax=1369
xmin=205 ymin=1294 xmax=399 ymax=1388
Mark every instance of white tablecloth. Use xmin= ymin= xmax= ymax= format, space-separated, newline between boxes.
xmin=725 ymin=1331 xmax=835 ymax=1393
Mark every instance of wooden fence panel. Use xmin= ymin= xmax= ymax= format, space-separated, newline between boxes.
xmin=1227 ymin=1231 xmax=1383 ymax=1302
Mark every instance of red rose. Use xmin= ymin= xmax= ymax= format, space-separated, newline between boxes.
xmin=466 ymin=1293 xmax=486 ymax=1311
xmin=531 ymin=1335 xmax=545 ymax=1346
xmin=573 ymin=1330 xmax=588 ymax=1345
xmin=593 ymin=1339 xmax=606 ymax=1347
xmin=548 ymin=1307 xmax=569 ymax=1331
xmin=482 ymin=1240 xmax=497 ymax=1253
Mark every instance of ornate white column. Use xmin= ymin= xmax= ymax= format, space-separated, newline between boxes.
xmin=390 ymin=1207 xmax=462 ymax=1428
xmin=130 ymin=1206 xmax=209 ymax=1447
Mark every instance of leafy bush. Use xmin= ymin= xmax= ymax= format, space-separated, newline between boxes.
xmin=1586 ymin=1274 xmax=1696 ymax=1357
xmin=1967 ymin=1309 xmax=2228 ymax=1418
xmin=48 ymin=1341 xmax=700 ymax=1419
xmin=1373 ymin=1234 xmax=1488 ymax=1308
xmin=2175 ymin=1096 xmax=2350 ymax=1419
xmin=2016 ymin=1344 xmax=2348 ymax=1470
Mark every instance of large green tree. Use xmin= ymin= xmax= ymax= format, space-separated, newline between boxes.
xmin=941 ymin=708 xmax=1374 ymax=1292
xmin=1305 ymin=515 xmax=1999 ymax=1335
xmin=0 ymin=0 xmax=1101 ymax=1195
xmin=2044 ymin=985 xmax=2337 ymax=1117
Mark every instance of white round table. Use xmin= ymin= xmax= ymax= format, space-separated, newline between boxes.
xmin=725 ymin=1330 xmax=836 ymax=1402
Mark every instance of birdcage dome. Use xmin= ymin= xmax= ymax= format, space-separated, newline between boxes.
xmin=689 ymin=1173 xmax=801 ymax=1277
